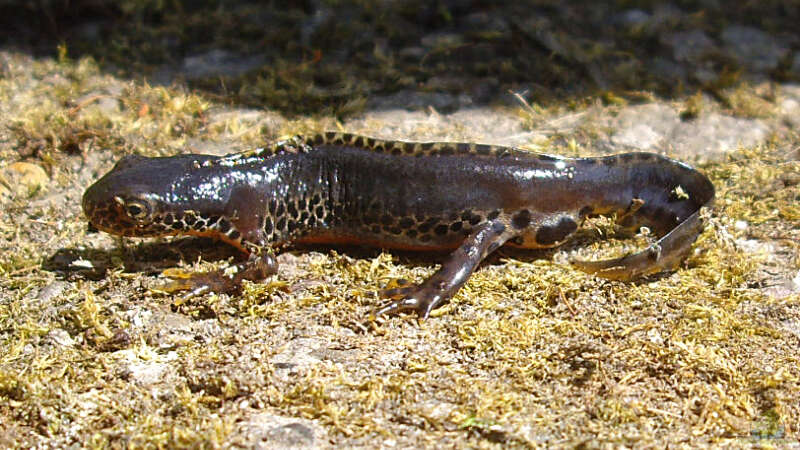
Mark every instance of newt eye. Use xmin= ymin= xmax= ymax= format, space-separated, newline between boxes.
xmin=125 ymin=202 xmax=149 ymax=219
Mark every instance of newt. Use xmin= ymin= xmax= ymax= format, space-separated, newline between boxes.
xmin=82 ymin=133 xmax=715 ymax=318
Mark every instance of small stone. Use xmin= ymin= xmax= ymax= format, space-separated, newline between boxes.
xmin=420 ymin=33 xmax=464 ymax=49
xmin=142 ymin=310 xmax=195 ymax=349
xmin=270 ymin=337 xmax=326 ymax=380
xmin=74 ymin=90 xmax=122 ymax=115
xmin=231 ymin=413 xmax=327 ymax=449
xmin=669 ymin=113 xmax=768 ymax=161
xmin=366 ymin=90 xmax=461 ymax=112
xmin=612 ymin=123 xmax=662 ymax=150
xmin=0 ymin=162 xmax=49 ymax=199
xmin=721 ymin=25 xmax=789 ymax=73
xmin=36 ymin=281 xmax=69 ymax=303
xmin=649 ymin=57 xmax=688 ymax=83
xmin=96 ymin=96 xmax=122 ymax=115
xmin=70 ymin=259 xmax=95 ymax=269
xmin=610 ymin=103 xmax=680 ymax=150
xmin=792 ymin=53 xmax=800 ymax=75
xmin=780 ymin=97 xmax=799 ymax=114
xmin=181 ymin=49 xmax=265 ymax=79
xmin=780 ymin=88 xmax=800 ymax=128
xmin=463 ymin=12 xmax=509 ymax=33
xmin=647 ymin=328 xmax=663 ymax=345
xmin=398 ymin=46 xmax=425 ymax=60
xmin=662 ymin=30 xmax=716 ymax=63
xmin=47 ymin=329 xmax=75 ymax=347
xmin=616 ymin=9 xmax=651 ymax=28
xmin=126 ymin=361 xmax=169 ymax=386
xmin=416 ymin=400 xmax=456 ymax=423
xmin=649 ymin=4 xmax=684 ymax=29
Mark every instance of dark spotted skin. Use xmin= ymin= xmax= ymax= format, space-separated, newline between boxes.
xmin=83 ymin=133 xmax=715 ymax=317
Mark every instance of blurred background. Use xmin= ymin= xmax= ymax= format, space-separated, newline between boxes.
xmin=3 ymin=0 xmax=798 ymax=116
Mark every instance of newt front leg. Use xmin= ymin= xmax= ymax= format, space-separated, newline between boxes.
xmin=166 ymin=184 xmax=281 ymax=298
xmin=162 ymin=246 xmax=278 ymax=299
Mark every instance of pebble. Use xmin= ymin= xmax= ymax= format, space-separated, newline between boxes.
xmin=792 ymin=53 xmax=800 ymax=76
xmin=662 ymin=30 xmax=716 ymax=64
xmin=36 ymin=281 xmax=69 ymax=303
xmin=182 ymin=49 xmax=266 ymax=79
xmin=610 ymin=103 xmax=680 ymax=150
xmin=615 ymin=9 xmax=651 ymax=28
xmin=609 ymin=103 xmax=769 ymax=160
xmin=0 ymin=161 xmax=49 ymax=199
xmin=47 ymin=328 xmax=75 ymax=347
xmin=231 ymin=413 xmax=327 ymax=449
xmin=721 ymin=25 xmax=789 ymax=73
xmin=668 ymin=113 xmax=768 ymax=161
xmin=126 ymin=361 xmax=170 ymax=386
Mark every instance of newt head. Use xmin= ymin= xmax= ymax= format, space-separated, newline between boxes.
xmin=83 ymin=153 xmax=219 ymax=238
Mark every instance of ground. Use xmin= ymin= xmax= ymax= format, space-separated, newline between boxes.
xmin=0 ymin=2 xmax=799 ymax=448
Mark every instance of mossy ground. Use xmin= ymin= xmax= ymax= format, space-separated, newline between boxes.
xmin=1 ymin=2 xmax=799 ymax=448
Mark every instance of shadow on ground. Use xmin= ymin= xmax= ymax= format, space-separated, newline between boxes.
xmin=3 ymin=1 xmax=799 ymax=116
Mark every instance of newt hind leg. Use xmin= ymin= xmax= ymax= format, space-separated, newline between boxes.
xmin=373 ymin=220 xmax=514 ymax=319
xmin=571 ymin=209 xmax=706 ymax=280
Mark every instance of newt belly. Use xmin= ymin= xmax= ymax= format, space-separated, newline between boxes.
xmin=83 ymin=133 xmax=715 ymax=317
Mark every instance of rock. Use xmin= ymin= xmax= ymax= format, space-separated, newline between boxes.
xmin=721 ymin=25 xmax=789 ymax=73
xmin=780 ymin=85 xmax=800 ymax=128
xmin=462 ymin=12 xmax=509 ymax=33
xmin=140 ymin=310 xmax=195 ymax=349
xmin=47 ymin=329 xmax=75 ymax=347
xmin=780 ymin=96 xmax=800 ymax=128
xmin=366 ymin=90 xmax=462 ymax=112
xmin=763 ymin=270 xmax=800 ymax=300
xmin=231 ymin=413 xmax=328 ymax=449
xmin=608 ymin=103 xmax=769 ymax=160
xmin=781 ymin=84 xmax=800 ymax=102
xmin=181 ymin=49 xmax=266 ymax=80
xmin=36 ymin=281 xmax=69 ymax=303
xmin=345 ymin=107 xmax=541 ymax=147
xmin=270 ymin=337 xmax=327 ymax=380
xmin=612 ymin=123 xmax=663 ymax=150
xmin=610 ymin=103 xmax=680 ymax=150
xmin=398 ymin=46 xmax=425 ymax=61
xmin=649 ymin=57 xmax=688 ymax=83
xmin=0 ymin=161 xmax=49 ymax=199
xmin=126 ymin=360 xmax=170 ymax=386
xmin=74 ymin=89 xmax=122 ymax=116
xmin=118 ymin=349 xmax=179 ymax=386
xmin=792 ymin=52 xmax=800 ymax=76
xmin=648 ymin=4 xmax=685 ymax=30
xmin=615 ymin=9 xmax=651 ymax=28
xmin=420 ymin=33 xmax=464 ymax=49
xmin=668 ymin=113 xmax=768 ymax=161
xmin=662 ymin=30 xmax=716 ymax=64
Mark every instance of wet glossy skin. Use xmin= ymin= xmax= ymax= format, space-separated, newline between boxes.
xmin=83 ymin=133 xmax=715 ymax=317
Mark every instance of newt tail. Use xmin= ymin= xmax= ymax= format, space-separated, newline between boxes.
xmin=83 ymin=133 xmax=715 ymax=318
